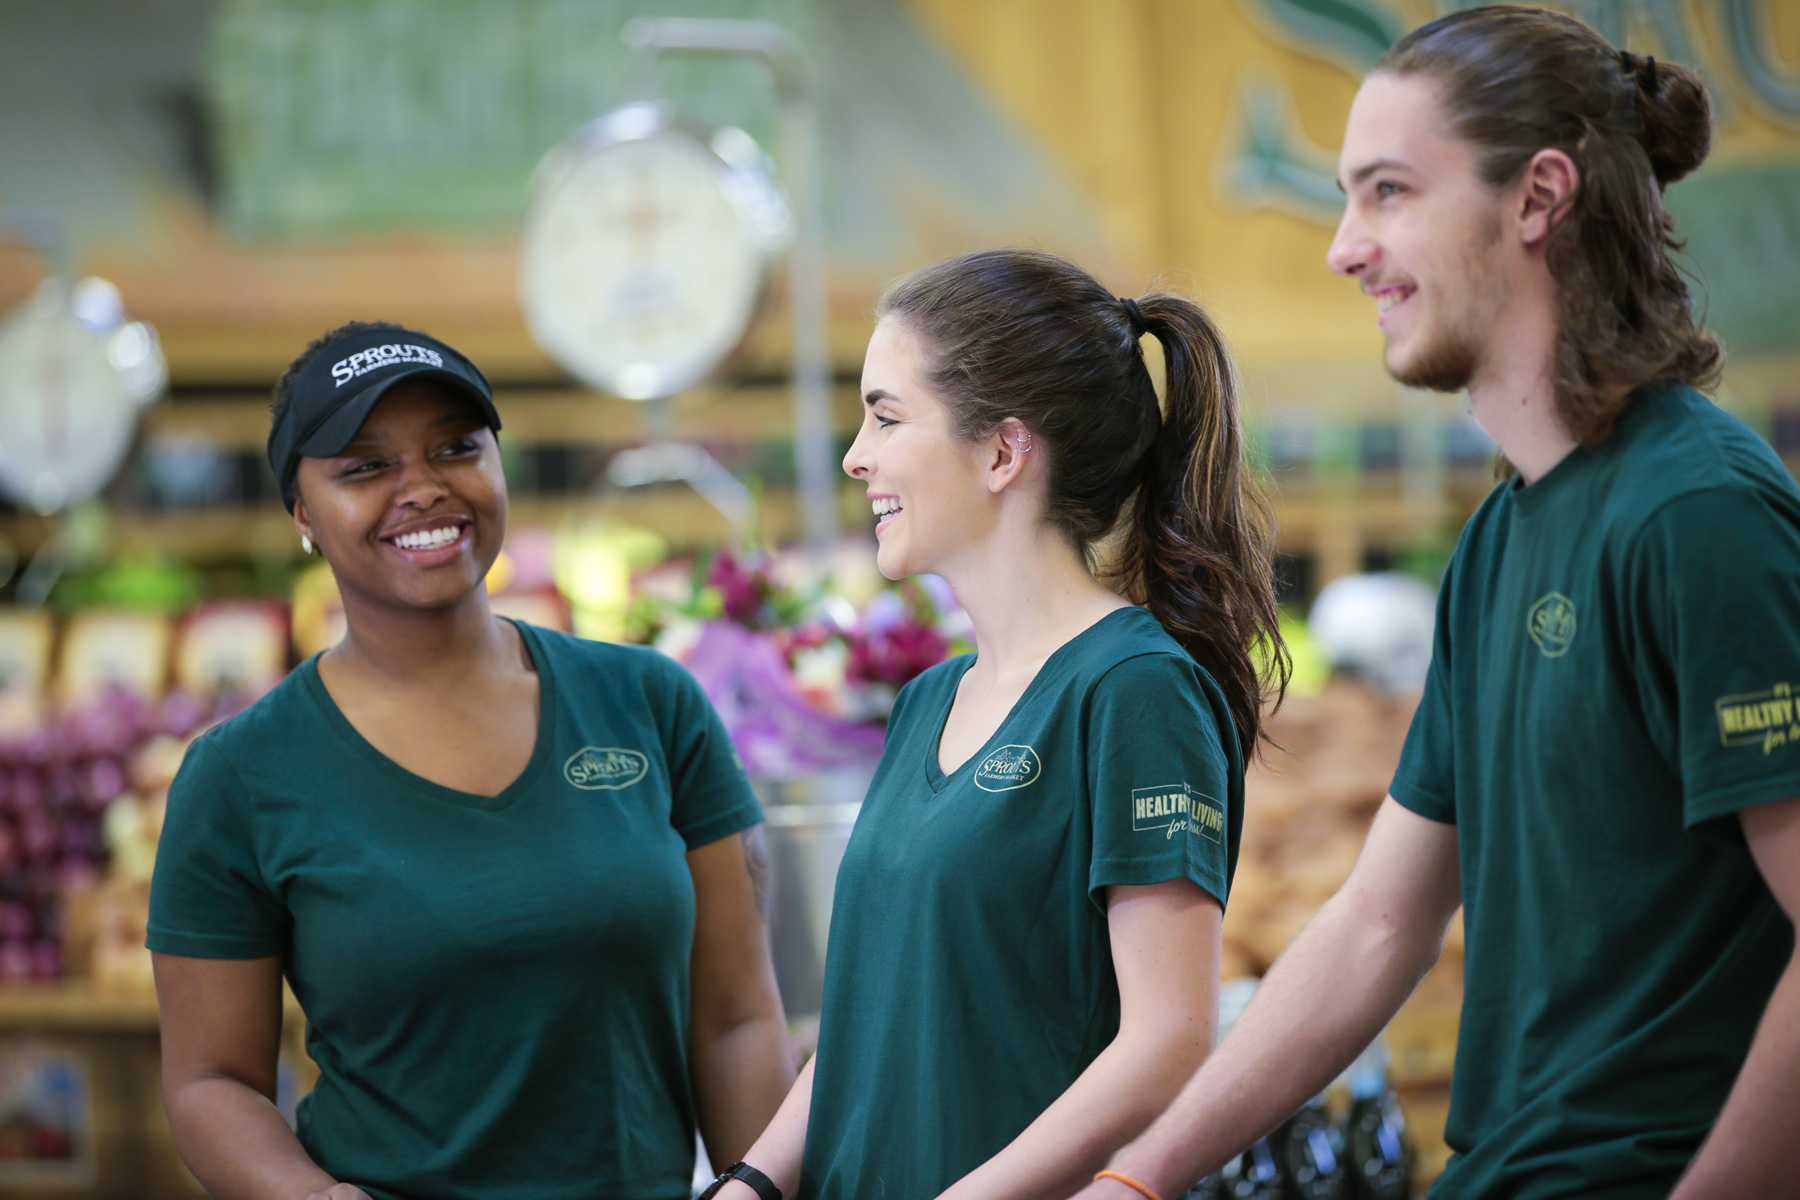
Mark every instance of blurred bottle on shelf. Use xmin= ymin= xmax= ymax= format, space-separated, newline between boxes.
xmin=1217 ymin=1137 xmax=1283 ymax=1200
xmin=1182 ymin=982 xmax=1413 ymax=1200
xmin=1275 ymin=1091 xmax=1348 ymax=1199
xmin=1182 ymin=1173 xmax=1224 ymax=1199
xmin=1342 ymin=1039 xmax=1412 ymax=1200
xmin=1191 ymin=979 xmax=1283 ymax=1200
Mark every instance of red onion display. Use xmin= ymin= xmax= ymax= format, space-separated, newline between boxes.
xmin=0 ymin=684 xmax=221 ymax=982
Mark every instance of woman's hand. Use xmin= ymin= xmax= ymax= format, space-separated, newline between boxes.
xmin=304 ymin=1186 xmax=374 ymax=1200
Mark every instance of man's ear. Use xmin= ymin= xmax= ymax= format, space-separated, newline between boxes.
xmin=1518 ymin=147 xmax=1579 ymax=248
xmin=985 ymin=417 xmax=1033 ymax=496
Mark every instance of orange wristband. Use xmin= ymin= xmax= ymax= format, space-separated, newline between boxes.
xmin=1094 ymin=1170 xmax=1163 ymax=1200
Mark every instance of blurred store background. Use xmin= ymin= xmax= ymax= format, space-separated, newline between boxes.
xmin=0 ymin=0 xmax=1795 ymax=1195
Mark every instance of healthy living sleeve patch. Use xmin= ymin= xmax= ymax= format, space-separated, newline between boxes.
xmin=1130 ymin=783 xmax=1223 ymax=842
xmin=1715 ymin=682 xmax=1800 ymax=754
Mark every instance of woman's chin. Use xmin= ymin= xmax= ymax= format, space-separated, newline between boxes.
xmin=345 ymin=563 xmax=487 ymax=614
xmin=874 ymin=544 xmax=908 ymax=582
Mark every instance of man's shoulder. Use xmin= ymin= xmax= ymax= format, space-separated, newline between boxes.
xmin=1467 ymin=384 xmax=1800 ymax=556
xmin=1608 ymin=383 xmax=1797 ymax=517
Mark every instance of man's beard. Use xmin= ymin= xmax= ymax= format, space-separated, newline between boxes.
xmin=1385 ymin=215 xmax=1505 ymax=393
xmin=1389 ymin=314 xmax=1482 ymax=392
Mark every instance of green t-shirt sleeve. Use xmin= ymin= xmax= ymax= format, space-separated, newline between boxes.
xmin=1631 ymin=486 xmax=1800 ymax=828
xmin=1084 ymin=652 xmax=1234 ymax=909
xmin=146 ymin=736 xmax=289 ymax=959
xmin=654 ymin=655 xmax=765 ymax=849
xmin=1390 ymin=567 xmax=1459 ymax=825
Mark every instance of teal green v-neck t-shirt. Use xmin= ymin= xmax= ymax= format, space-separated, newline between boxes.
xmin=800 ymin=606 xmax=1244 ymax=1200
xmin=148 ymin=622 xmax=762 ymax=1200
xmin=1392 ymin=384 xmax=1799 ymax=1199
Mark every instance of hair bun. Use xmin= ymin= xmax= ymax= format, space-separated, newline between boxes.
xmin=1627 ymin=51 xmax=1712 ymax=187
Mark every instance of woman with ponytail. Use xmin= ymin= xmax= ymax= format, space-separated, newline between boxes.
xmin=697 ymin=249 xmax=1287 ymax=1200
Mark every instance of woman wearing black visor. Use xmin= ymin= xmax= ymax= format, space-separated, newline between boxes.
xmin=148 ymin=321 xmax=793 ymax=1200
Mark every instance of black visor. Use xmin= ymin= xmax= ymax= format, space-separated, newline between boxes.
xmin=267 ymin=326 xmax=500 ymax=512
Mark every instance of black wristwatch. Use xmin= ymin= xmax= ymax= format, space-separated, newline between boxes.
xmin=697 ymin=1160 xmax=782 ymax=1200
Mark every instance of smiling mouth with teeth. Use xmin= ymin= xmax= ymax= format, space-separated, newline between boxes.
xmin=1375 ymin=286 xmax=1415 ymax=316
xmin=390 ymin=524 xmax=465 ymax=551
xmin=872 ymin=498 xmax=902 ymax=519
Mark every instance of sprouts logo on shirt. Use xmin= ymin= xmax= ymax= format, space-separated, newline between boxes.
xmin=1716 ymin=682 xmax=1800 ymax=755
xmin=564 ymin=747 xmax=649 ymax=790
xmin=1132 ymin=783 xmax=1223 ymax=842
xmin=973 ymin=745 xmax=1042 ymax=792
xmin=1527 ymin=592 xmax=1577 ymax=658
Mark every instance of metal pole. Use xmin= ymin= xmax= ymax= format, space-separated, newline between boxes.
xmin=621 ymin=18 xmax=839 ymax=569
xmin=0 ymin=210 xmax=73 ymax=601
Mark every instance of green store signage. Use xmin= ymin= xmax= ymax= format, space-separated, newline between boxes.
xmin=208 ymin=0 xmax=813 ymax=234
xmin=1228 ymin=0 xmax=1800 ymax=352
xmin=1241 ymin=0 xmax=1795 ymax=108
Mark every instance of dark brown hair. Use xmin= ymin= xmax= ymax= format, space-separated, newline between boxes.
xmin=1380 ymin=4 xmax=1722 ymax=443
xmin=878 ymin=249 xmax=1289 ymax=756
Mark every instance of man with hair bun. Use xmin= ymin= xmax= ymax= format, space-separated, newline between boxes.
xmin=1075 ymin=6 xmax=1800 ymax=1200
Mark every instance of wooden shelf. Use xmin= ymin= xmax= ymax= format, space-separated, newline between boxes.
xmin=146 ymin=382 xmax=870 ymax=451
xmin=0 ymin=983 xmax=160 ymax=1032
xmin=0 ymin=981 xmax=305 ymax=1033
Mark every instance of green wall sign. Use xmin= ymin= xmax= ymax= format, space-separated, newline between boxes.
xmin=1668 ymin=163 xmax=1800 ymax=354
xmin=209 ymin=0 xmax=813 ymax=234
xmin=1228 ymin=0 xmax=1800 ymax=352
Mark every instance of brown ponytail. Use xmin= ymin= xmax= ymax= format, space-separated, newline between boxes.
xmin=877 ymin=249 xmax=1289 ymax=756
xmin=1124 ymin=294 xmax=1288 ymax=757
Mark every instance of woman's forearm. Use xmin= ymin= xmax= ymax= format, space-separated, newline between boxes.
xmin=715 ymin=1054 xmax=816 ymax=1199
xmin=691 ymin=1013 xmax=797 ymax=1168
xmin=687 ymin=828 xmax=797 ymax=1171
xmin=165 ymin=1075 xmax=343 ymax=1200
xmin=935 ymin=1027 xmax=1207 ymax=1200
xmin=932 ymin=880 xmax=1222 ymax=1200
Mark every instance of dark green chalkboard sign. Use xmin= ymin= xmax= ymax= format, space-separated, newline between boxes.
xmin=1669 ymin=163 xmax=1800 ymax=355
xmin=208 ymin=0 xmax=814 ymax=234
xmin=1229 ymin=0 xmax=1800 ymax=354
